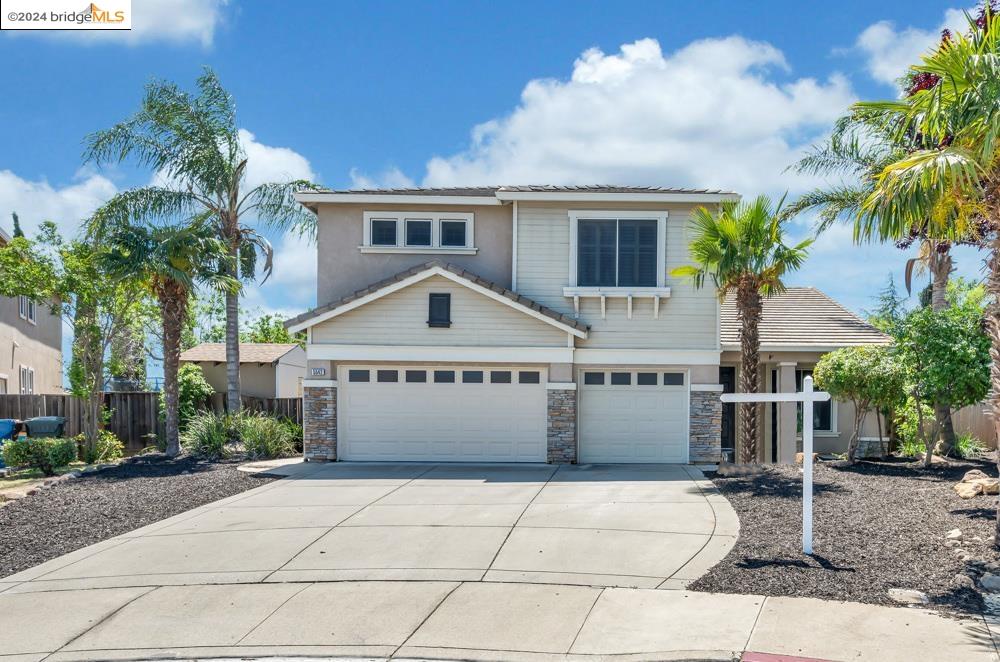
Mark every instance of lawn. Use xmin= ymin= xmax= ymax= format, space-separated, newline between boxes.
xmin=693 ymin=456 xmax=1000 ymax=615
xmin=0 ymin=454 xmax=274 ymax=579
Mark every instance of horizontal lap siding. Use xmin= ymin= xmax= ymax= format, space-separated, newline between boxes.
xmin=311 ymin=275 xmax=567 ymax=347
xmin=516 ymin=205 xmax=719 ymax=350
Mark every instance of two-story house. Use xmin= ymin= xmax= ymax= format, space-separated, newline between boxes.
xmin=286 ymin=186 xmax=887 ymax=465
xmin=0 ymin=226 xmax=63 ymax=394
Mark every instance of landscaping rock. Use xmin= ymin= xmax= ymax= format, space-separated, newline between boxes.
xmin=980 ymin=574 xmax=1000 ymax=592
xmin=972 ymin=478 xmax=1000 ymax=495
xmin=888 ymin=588 xmax=929 ymax=605
xmin=795 ymin=452 xmax=819 ymax=465
xmin=946 ymin=528 xmax=964 ymax=540
xmin=963 ymin=469 xmax=990 ymax=482
xmin=954 ymin=482 xmax=983 ymax=499
xmin=715 ymin=463 xmax=765 ymax=477
xmin=953 ymin=574 xmax=976 ymax=589
xmin=946 ymin=539 xmax=961 ymax=547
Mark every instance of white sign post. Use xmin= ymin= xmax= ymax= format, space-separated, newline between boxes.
xmin=720 ymin=376 xmax=830 ymax=555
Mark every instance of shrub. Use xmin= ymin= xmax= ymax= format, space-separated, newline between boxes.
xmin=280 ymin=417 xmax=303 ymax=452
xmin=76 ymin=430 xmax=125 ymax=464
xmin=895 ymin=396 xmax=935 ymax=458
xmin=955 ymin=433 xmax=987 ymax=459
xmin=238 ymin=412 xmax=297 ymax=460
xmin=180 ymin=410 xmax=236 ymax=460
xmin=2 ymin=437 xmax=78 ymax=476
xmin=162 ymin=364 xmax=215 ymax=433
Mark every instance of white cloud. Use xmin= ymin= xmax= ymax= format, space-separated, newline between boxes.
xmin=0 ymin=169 xmax=117 ymax=238
xmin=238 ymin=129 xmax=315 ymax=189
xmin=420 ymin=37 xmax=855 ymax=194
xmin=10 ymin=0 xmax=228 ymax=48
xmin=349 ymin=166 xmax=415 ymax=190
xmin=855 ymin=8 xmax=968 ymax=87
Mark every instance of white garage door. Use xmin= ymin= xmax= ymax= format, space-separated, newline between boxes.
xmin=579 ymin=369 xmax=689 ymax=463
xmin=339 ymin=366 xmax=547 ymax=462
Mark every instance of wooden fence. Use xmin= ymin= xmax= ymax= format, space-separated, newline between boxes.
xmin=953 ymin=403 xmax=998 ymax=449
xmin=0 ymin=392 xmax=303 ymax=453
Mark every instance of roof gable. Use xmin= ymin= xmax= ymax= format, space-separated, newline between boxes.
xmin=180 ymin=343 xmax=300 ymax=364
xmin=286 ymin=261 xmax=589 ymax=338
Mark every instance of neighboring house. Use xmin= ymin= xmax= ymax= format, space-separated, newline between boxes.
xmin=0 ymin=226 xmax=63 ymax=395
xmin=179 ymin=343 xmax=306 ymax=399
xmin=286 ymin=185 xmax=889 ymax=465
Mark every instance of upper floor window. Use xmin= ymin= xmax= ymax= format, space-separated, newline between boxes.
xmin=362 ymin=211 xmax=475 ymax=254
xmin=18 ymin=295 xmax=36 ymax=324
xmin=19 ymin=366 xmax=34 ymax=394
xmin=568 ymin=211 xmax=667 ymax=289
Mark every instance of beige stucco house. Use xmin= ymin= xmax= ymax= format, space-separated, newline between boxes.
xmin=0 ymin=226 xmax=63 ymax=394
xmin=180 ymin=343 xmax=306 ymax=399
xmin=285 ymin=185 xmax=888 ymax=465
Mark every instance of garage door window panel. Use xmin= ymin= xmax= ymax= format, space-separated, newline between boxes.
xmin=348 ymin=370 xmax=370 ymax=382
xmin=405 ymin=370 xmax=427 ymax=383
xmin=377 ymin=370 xmax=399 ymax=383
xmin=610 ymin=372 xmax=632 ymax=386
xmin=490 ymin=371 xmax=512 ymax=384
xmin=583 ymin=372 xmax=605 ymax=385
xmin=462 ymin=370 xmax=483 ymax=383
xmin=434 ymin=370 xmax=456 ymax=383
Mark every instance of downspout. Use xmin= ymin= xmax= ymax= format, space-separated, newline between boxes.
xmin=511 ymin=200 xmax=518 ymax=291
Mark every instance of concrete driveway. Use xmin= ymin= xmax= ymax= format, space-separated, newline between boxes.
xmin=1 ymin=462 xmax=738 ymax=592
xmin=3 ymin=462 xmax=996 ymax=662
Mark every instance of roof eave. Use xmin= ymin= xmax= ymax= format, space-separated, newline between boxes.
xmin=294 ymin=192 xmax=504 ymax=206
xmin=494 ymin=191 xmax=740 ymax=203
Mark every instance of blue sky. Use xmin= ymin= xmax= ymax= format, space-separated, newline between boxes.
xmin=0 ymin=0 xmax=983 ymax=328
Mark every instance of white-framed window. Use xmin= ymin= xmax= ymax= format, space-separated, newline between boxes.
xmin=361 ymin=211 xmax=476 ymax=254
xmin=19 ymin=365 xmax=34 ymax=395
xmin=567 ymin=210 xmax=668 ymax=290
xmin=0 ymin=374 xmax=7 ymax=394
xmin=18 ymin=295 xmax=35 ymax=323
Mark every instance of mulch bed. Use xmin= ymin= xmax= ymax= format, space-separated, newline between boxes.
xmin=0 ymin=455 xmax=275 ymax=579
xmin=691 ymin=456 xmax=1000 ymax=615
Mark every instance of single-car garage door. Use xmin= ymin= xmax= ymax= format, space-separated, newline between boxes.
xmin=579 ymin=369 xmax=688 ymax=463
xmin=338 ymin=366 xmax=547 ymax=462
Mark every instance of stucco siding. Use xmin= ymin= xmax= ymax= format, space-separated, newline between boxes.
xmin=311 ymin=275 xmax=567 ymax=347
xmin=515 ymin=203 xmax=719 ymax=350
xmin=316 ymin=203 xmax=512 ymax=306
xmin=276 ymin=347 xmax=306 ymax=398
xmin=0 ymin=295 xmax=63 ymax=393
xmin=193 ymin=363 xmax=278 ymax=399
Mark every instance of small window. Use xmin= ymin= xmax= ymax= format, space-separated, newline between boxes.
xmin=462 ymin=370 xmax=483 ymax=383
xmin=584 ymin=372 xmax=605 ymax=385
xmin=611 ymin=372 xmax=632 ymax=386
xmin=27 ymin=300 xmax=35 ymax=323
xmin=637 ymin=372 xmax=658 ymax=386
xmin=518 ymin=371 xmax=540 ymax=384
xmin=663 ymin=373 xmax=684 ymax=386
xmin=19 ymin=366 xmax=34 ymax=395
xmin=405 ymin=219 xmax=432 ymax=247
xmin=434 ymin=370 xmax=456 ymax=383
xmin=428 ymin=293 xmax=451 ymax=328
xmin=440 ymin=221 xmax=467 ymax=247
xmin=490 ymin=371 xmax=512 ymax=384
xmin=405 ymin=370 xmax=427 ymax=383
xmin=370 ymin=219 xmax=397 ymax=246
xmin=18 ymin=295 xmax=28 ymax=320
xmin=0 ymin=377 xmax=7 ymax=394
xmin=377 ymin=370 xmax=399 ymax=383
xmin=348 ymin=370 xmax=370 ymax=382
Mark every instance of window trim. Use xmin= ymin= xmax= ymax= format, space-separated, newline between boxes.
xmin=361 ymin=211 xmax=476 ymax=254
xmin=427 ymin=293 xmax=452 ymax=328
xmin=18 ymin=365 xmax=34 ymax=395
xmin=795 ymin=368 xmax=838 ymax=435
xmin=568 ymin=210 xmax=668 ymax=289
xmin=18 ymin=295 xmax=35 ymax=324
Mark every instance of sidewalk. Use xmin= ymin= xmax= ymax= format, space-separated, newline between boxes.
xmin=1 ymin=580 xmax=996 ymax=661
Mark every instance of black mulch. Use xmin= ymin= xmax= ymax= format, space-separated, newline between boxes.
xmin=0 ymin=455 xmax=275 ymax=579
xmin=691 ymin=456 xmax=1000 ymax=615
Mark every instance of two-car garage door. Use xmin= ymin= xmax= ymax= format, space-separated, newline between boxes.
xmin=338 ymin=366 xmax=547 ymax=462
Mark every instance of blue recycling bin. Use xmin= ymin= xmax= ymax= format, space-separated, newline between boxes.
xmin=0 ymin=419 xmax=16 ymax=469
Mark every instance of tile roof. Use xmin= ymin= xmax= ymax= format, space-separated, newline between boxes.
xmin=180 ymin=343 xmax=300 ymax=364
xmin=283 ymin=260 xmax=590 ymax=334
xmin=306 ymin=184 xmax=735 ymax=196
xmin=721 ymin=287 xmax=890 ymax=349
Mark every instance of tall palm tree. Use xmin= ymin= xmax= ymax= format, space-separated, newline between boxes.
xmin=83 ymin=68 xmax=317 ymax=413
xmin=853 ymin=7 xmax=1000 ymax=531
xmin=98 ymin=220 xmax=236 ymax=456
xmin=787 ymin=113 xmax=964 ymax=452
xmin=673 ymin=196 xmax=813 ymax=463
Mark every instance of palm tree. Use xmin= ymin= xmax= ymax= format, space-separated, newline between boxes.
xmin=787 ymin=113 xmax=964 ymax=452
xmin=853 ymin=7 xmax=1000 ymax=531
xmin=98 ymin=220 xmax=236 ymax=456
xmin=82 ymin=68 xmax=317 ymax=413
xmin=672 ymin=196 xmax=813 ymax=463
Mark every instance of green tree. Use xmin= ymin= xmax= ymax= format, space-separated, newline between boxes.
xmin=672 ymin=195 xmax=812 ymax=463
xmin=83 ymin=68 xmax=318 ymax=414
xmin=97 ymin=219 xmax=237 ymax=456
xmin=0 ymin=223 xmax=145 ymax=454
xmin=865 ymin=274 xmax=909 ymax=336
xmin=241 ymin=313 xmax=304 ymax=346
xmin=813 ymin=345 xmax=906 ymax=463
xmin=896 ymin=301 xmax=990 ymax=466
xmin=11 ymin=212 xmax=24 ymax=238
xmin=164 ymin=363 xmax=216 ymax=433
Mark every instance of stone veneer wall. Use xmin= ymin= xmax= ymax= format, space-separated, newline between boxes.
xmin=690 ymin=389 xmax=722 ymax=463
xmin=547 ymin=388 xmax=577 ymax=464
xmin=303 ymin=385 xmax=337 ymax=461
